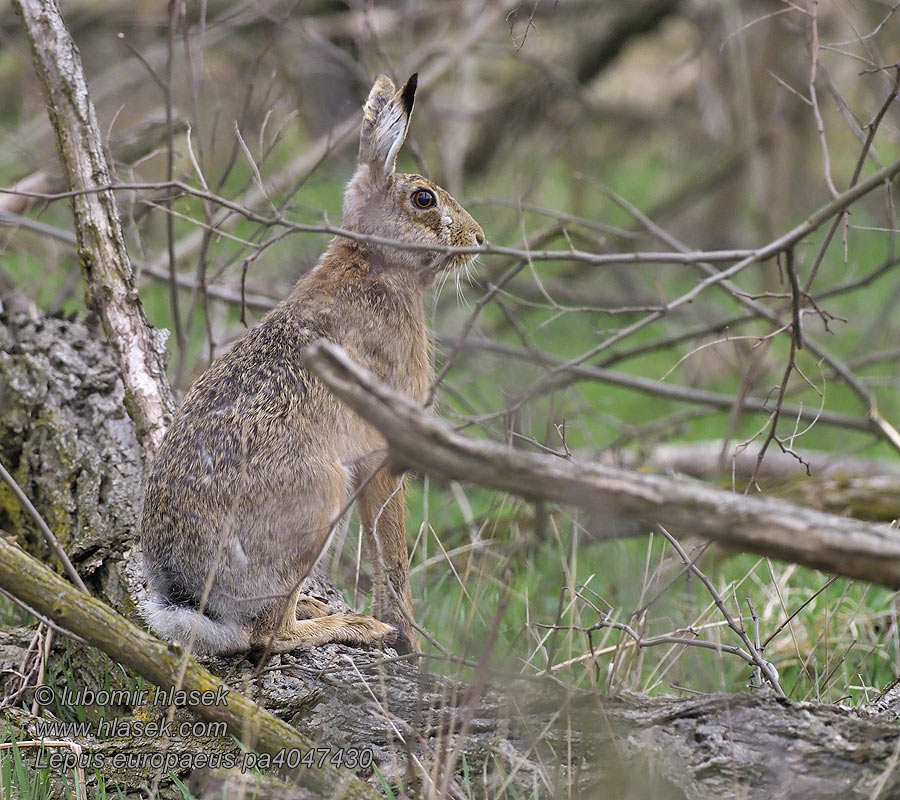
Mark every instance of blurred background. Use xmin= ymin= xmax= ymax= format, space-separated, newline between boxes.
xmin=3 ymin=0 xmax=900 ymax=710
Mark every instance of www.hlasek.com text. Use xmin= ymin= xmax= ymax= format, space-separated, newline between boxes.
xmin=34 ymin=716 xmax=228 ymax=740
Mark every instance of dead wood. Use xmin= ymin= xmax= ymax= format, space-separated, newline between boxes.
xmin=0 ymin=531 xmax=382 ymax=800
xmin=610 ymin=440 xmax=900 ymax=480
xmin=608 ymin=440 xmax=900 ymax=521
xmin=0 ymin=314 xmax=143 ymax=603
xmin=303 ymin=339 xmax=900 ymax=589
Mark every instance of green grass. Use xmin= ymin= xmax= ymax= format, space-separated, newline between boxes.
xmin=0 ymin=728 xmax=134 ymax=799
xmin=373 ymin=136 xmax=900 ymax=702
xmin=402 ymin=517 xmax=898 ymax=702
xmin=0 ymin=729 xmax=83 ymax=800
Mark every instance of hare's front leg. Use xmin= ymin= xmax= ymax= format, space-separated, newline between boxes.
xmin=357 ymin=465 xmax=419 ymax=653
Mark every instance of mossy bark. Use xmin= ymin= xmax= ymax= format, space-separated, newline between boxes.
xmin=0 ymin=314 xmax=143 ymax=602
xmin=0 ymin=531 xmax=383 ymax=800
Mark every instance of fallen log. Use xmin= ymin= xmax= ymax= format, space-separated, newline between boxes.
xmin=610 ymin=440 xmax=900 ymax=522
xmin=0 ymin=534 xmax=383 ymax=800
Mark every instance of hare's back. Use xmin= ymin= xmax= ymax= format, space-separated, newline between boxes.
xmin=142 ymin=311 xmax=331 ymax=545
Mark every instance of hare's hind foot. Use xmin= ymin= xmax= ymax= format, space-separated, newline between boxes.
xmin=252 ymin=613 xmax=395 ymax=653
xmin=295 ymin=595 xmax=330 ymax=619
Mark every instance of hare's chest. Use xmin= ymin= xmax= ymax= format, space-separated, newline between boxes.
xmin=390 ymin=319 xmax=431 ymax=404
xmin=348 ymin=313 xmax=430 ymax=404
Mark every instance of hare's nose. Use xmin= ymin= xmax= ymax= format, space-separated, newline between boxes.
xmin=475 ymin=230 xmax=485 ymax=245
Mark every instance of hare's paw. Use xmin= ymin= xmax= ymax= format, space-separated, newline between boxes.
xmin=295 ymin=595 xmax=330 ymax=619
xmin=252 ymin=613 xmax=395 ymax=653
xmin=341 ymin=613 xmax=396 ymax=646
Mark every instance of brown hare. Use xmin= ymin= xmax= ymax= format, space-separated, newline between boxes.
xmin=140 ymin=73 xmax=484 ymax=656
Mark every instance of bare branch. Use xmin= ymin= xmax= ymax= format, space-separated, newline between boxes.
xmin=436 ymin=334 xmax=873 ymax=435
xmin=304 ymin=339 xmax=900 ymax=589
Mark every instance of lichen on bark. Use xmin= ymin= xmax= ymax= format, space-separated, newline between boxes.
xmin=0 ymin=313 xmax=144 ymax=588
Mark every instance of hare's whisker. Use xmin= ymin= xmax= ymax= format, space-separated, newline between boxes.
xmin=432 ymin=263 xmax=453 ymax=311
xmin=454 ymin=269 xmax=472 ymax=311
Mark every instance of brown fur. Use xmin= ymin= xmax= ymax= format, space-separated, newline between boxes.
xmin=140 ymin=74 xmax=483 ymax=656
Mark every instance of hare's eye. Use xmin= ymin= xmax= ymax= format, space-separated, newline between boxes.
xmin=412 ymin=189 xmax=436 ymax=209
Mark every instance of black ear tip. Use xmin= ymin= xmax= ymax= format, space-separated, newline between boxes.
xmin=401 ymin=73 xmax=418 ymax=113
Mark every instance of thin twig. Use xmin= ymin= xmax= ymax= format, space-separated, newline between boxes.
xmin=0 ymin=460 xmax=86 ymax=592
xmin=656 ymin=526 xmax=784 ymax=696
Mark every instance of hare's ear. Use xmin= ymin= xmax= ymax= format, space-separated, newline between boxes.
xmin=358 ymin=73 xmax=417 ymax=186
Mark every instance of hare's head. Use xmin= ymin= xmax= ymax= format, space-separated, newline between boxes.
xmin=342 ymin=74 xmax=484 ymax=283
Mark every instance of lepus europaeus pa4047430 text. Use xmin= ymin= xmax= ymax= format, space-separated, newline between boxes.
xmin=140 ymin=73 xmax=484 ymax=656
